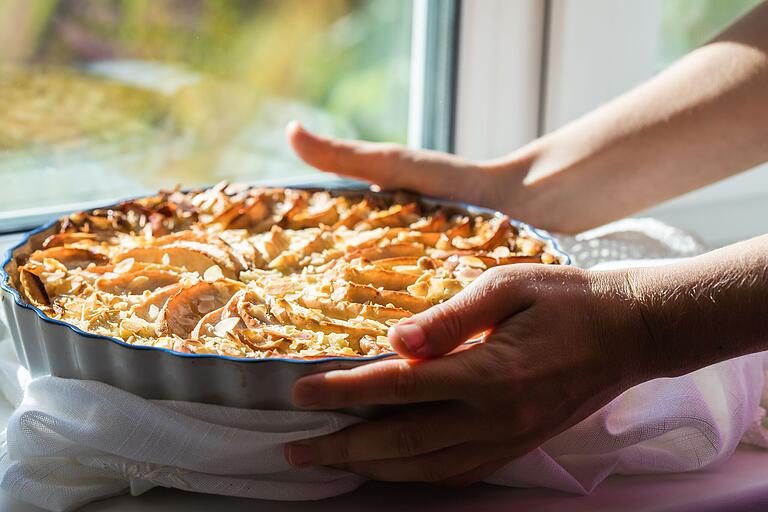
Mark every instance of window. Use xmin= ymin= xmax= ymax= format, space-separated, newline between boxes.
xmin=651 ymin=0 xmax=768 ymax=246
xmin=0 ymin=0 xmax=414 ymax=222
xmin=2 ymin=1 xmax=762 ymax=245
xmin=543 ymin=0 xmax=767 ymax=246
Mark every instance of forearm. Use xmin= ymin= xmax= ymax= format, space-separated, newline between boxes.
xmin=497 ymin=2 xmax=768 ymax=233
xmin=617 ymin=235 xmax=768 ymax=380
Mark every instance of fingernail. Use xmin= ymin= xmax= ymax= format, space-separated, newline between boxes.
xmin=285 ymin=443 xmax=314 ymax=468
xmin=286 ymin=120 xmax=302 ymax=134
xmin=391 ymin=323 xmax=425 ymax=352
xmin=293 ymin=375 xmax=324 ymax=408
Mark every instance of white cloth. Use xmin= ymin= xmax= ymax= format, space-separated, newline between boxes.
xmin=0 ymin=218 xmax=766 ymax=512
xmin=0 ymin=376 xmax=364 ymax=510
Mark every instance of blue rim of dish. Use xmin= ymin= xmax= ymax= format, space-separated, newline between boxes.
xmin=0 ymin=186 xmax=572 ymax=365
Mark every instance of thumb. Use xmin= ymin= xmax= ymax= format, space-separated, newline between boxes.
xmin=388 ymin=268 xmax=532 ymax=359
xmin=285 ymin=120 xmax=483 ymax=201
xmin=286 ymin=120 xmax=398 ymax=179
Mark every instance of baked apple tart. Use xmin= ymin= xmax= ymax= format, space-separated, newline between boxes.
xmin=15 ymin=183 xmax=561 ymax=358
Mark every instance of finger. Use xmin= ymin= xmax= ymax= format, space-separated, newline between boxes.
xmin=332 ymin=443 xmax=492 ymax=483
xmin=284 ymin=402 xmax=474 ymax=467
xmin=438 ymin=457 xmax=511 ymax=488
xmin=389 ymin=266 xmax=535 ymax=359
xmin=292 ymin=351 xmax=485 ymax=409
xmin=285 ymin=121 xmax=483 ymax=199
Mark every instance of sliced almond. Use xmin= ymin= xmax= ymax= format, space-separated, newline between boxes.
xmin=203 ymin=265 xmax=224 ymax=282
xmin=112 ymin=257 xmax=135 ymax=274
xmin=213 ymin=316 xmax=241 ymax=337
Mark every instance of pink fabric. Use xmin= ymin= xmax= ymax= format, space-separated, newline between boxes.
xmin=487 ymin=354 xmax=767 ymax=494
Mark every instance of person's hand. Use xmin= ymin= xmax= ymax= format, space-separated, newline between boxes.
xmin=286 ymin=121 xmax=529 ymax=219
xmin=283 ymin=264 xmax=653 ymax=485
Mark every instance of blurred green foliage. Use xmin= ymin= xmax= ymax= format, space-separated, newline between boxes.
xmin=659 ymin=0 xmax=763 ymax=66
xmin=0 ymin=0 xmax=412 ymax=211
xmin=0 ymin=0 xmax=411 ymax=143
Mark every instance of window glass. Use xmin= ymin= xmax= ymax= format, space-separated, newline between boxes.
xmin=658 ymin=0 xmax=763 ymax=67
xmin=0 ymin=0 xmax=412 ymax=213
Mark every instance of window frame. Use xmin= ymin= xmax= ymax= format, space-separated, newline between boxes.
xmin=407 ymin=0 xmax=461 ymax=153
xmin=451 ymin=0 xmax=547 ymax=160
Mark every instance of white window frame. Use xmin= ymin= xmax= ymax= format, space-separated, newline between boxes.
xmin=451 ymin=0 xmax=546 ymax=160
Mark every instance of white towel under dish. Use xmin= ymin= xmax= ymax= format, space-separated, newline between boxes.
xmin=0 ymin=352 xmax=765 ymax=512
xmin=1 ymin=218 xmax=766 ymax=512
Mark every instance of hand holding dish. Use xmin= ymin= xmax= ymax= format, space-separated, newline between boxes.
xmin=285 ymin=262 xmax=651 ymax=484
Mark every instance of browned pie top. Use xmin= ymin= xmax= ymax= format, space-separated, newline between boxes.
xmin=15 ymin=183 xmax=559 ymax=358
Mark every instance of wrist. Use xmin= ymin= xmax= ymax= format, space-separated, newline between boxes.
xmin=478 ymin=138 xmax=554 ymax=227
xmin=587 ymin=267 xmax=666 ymax=388
xmin=482 ymin=130 xmax=607 ymax=233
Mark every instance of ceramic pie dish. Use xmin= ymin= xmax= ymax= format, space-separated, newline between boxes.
xmin=1 ymin=183 xmax=571 ymax=416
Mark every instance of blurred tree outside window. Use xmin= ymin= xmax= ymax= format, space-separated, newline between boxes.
xmin=658 ymin=0 xmax=763 ymax=67
xmin=0 ymin=0 xmax=412 ymax=212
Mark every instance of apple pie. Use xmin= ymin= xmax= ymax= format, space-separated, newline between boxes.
xmin=15 ymin=183 xmax=561 ymax=358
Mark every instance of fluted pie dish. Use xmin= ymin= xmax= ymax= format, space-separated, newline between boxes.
xmin=1 ymin=183 xmax=571 ymax=412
